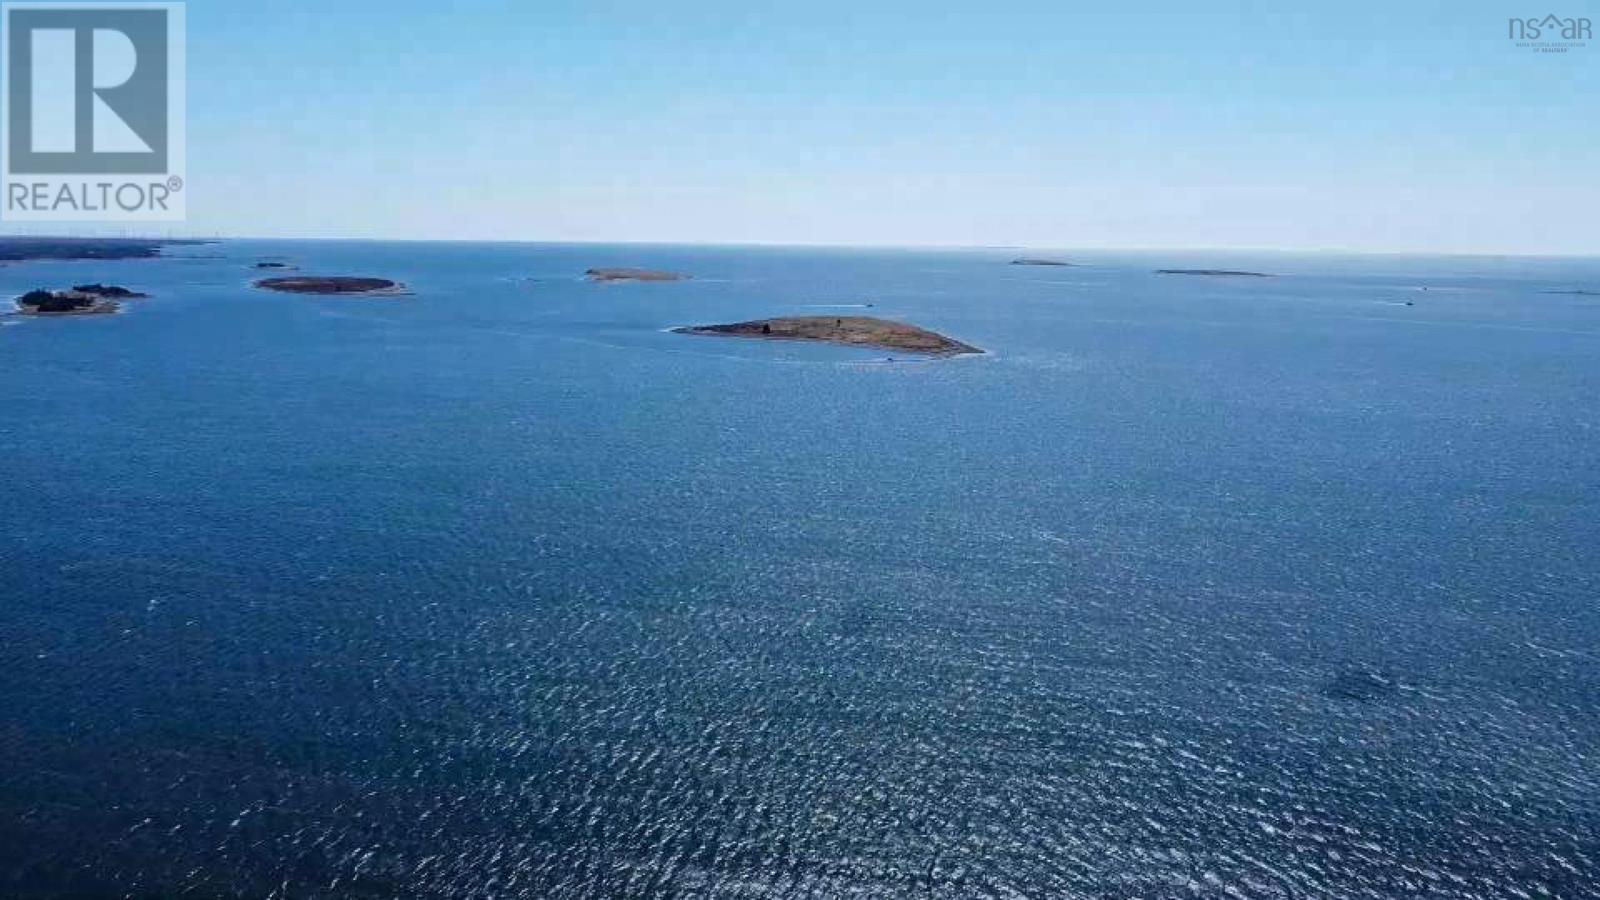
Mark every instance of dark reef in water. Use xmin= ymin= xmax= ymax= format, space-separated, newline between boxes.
xmin=1322 ymin=668 xmax=1399 ymax=703
xmin=1157 ymin=269 xmax=1274 ymax=278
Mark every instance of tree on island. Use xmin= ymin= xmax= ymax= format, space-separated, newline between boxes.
xmin=17 ymin=289 xmax=97 ymax=312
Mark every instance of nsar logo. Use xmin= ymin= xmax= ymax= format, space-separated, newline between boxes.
xmin=1508 ymin=13 xmax=1591 ymax=53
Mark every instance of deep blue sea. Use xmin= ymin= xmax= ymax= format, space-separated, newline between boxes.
xmin=2 ymin=242 xmax=1598 ymax=898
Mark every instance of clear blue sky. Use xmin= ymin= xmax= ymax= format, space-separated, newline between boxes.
xmin=171 ymin=0 xmax=1597 ymax=252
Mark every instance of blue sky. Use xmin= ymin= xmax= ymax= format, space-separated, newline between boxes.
xmin=169 ymin=1 xmax=1599 ymax=252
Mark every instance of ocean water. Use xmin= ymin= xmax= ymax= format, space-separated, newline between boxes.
xmin=1 ymin=242 xmax=1597 ymax=898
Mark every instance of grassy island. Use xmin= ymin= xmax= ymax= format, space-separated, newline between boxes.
xmin=673 ymin=316 xmax=982 ymax=357
xmin=255 ymin=276 xmax=405 ymax=296
xmin=585 ymin=268 xmax=689 ymax=283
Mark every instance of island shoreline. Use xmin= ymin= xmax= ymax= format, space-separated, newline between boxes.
xmin=672 ymin=316 xmax=983 ymax=357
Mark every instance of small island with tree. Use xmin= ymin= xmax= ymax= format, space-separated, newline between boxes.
xmin=14 ymin=284 xmax=147 ymax=316
xmin=254 ymin=276 xmax=408 ymax=296
xmin=14 ymin=286 xmax=131 ymax=318
xmin=586 ymin=268 xmax=689 ymax=283
xmin=673 ymin=316 xmax=982 ymax=357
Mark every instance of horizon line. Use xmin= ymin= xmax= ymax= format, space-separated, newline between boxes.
xmin=4 ymin=233 xmax=1598 ymax=260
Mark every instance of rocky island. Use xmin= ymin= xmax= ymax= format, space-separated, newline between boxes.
xmin=1010 ymin=258 xmax=1073 ymax=267
xmin=586 ymin=268 xmax=689 ymax=283
xmin=1156 ymin=269 xmax=1274 ymax=278
xmin=14 ymin=286 xmax=139 ymax=315
xmin=254 ymin=276 xmax=407 ymax=296
xmin=674 ymin=316 xmax=982 ymax=357
xmin=253 ymin=261 xmax=295 ymax=270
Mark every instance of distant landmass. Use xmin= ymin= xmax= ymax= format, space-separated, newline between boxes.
xmin=0 ymin=237 xmax=200 ymax=262
xmin=254 ymin=276 xmax=406 ymax=296
xmin=674 ymin=316 xmax=981 ymax=356
xmin=1156 ymin=269 xmax=1274 ymax=278
xmin=1544 ymin=289 xmax=1599 ymax=296
xmin=586 ymin=268 xmax=689 ymax=283
xmin=1010 ymin=258 xmax=1074 ymax=267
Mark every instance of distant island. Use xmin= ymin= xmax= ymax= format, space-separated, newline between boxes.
xmin=1010 ymin=258 xmax=1073 ymax=267
xmin=1544 ymin=289 xmax=1599 ymax=296
xmin=673 ymin=316 xmax=982 ymax=356
xmin=586 ymin=268 xmax=689 ymax=283
xmin=254 ymin=276 xmax=406 ymax=296
xmin=253 ymin=261 xmax=295 ymax=270
xmin=1156 ymin=269 xmax=1274 ymax=278
xmin=14 ymin=284 xmax=146 ymax=316
xmin=0 ymin=237 xmax=200 ymax=262
xmin=72 ymin=284 xmax=149 ymax=299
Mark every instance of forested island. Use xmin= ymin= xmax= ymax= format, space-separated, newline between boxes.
xmin=71 ymin=284 xmax=149 ymax=299
xmin=0 ymin=237 xmax=200 ymax=262
xmin=13 ymin=284 xmax=146 ymax=315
